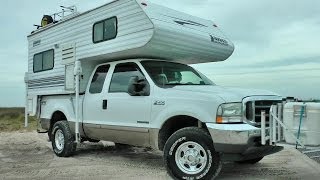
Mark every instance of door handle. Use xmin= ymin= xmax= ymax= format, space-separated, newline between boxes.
xmin=102 ymin=100 xmax=108 ymax=110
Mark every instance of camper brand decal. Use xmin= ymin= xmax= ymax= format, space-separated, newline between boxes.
xmin=210 ymin=35 xmax=228 ymax=46
xmin=33 ymin=40 xmax=41 ymax=47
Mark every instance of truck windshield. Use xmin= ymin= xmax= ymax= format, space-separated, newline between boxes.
xmin=141 ymin=61 xmax=214 ymax=86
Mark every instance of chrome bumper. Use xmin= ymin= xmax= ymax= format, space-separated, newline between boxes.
xmin=206 ymin=123 xmax=262 ymax=153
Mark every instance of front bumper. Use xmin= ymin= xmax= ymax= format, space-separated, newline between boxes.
xmin=206 ymin=123 xmax=262 ymax=153
xmin=206 ymin=123 xmax=283 ymax=161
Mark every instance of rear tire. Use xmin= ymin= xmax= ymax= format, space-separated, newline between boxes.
xmin=51 ymin=121 xmax=76 ymax=157
xmin=164 ymin=127 xmax=222 ymax=180
xmin=236 ymin=157 xmax=263 ymax=164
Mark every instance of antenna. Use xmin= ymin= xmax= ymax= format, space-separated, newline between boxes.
xmin=32 ymin=5 xmax=78 ymax=32
xmin=60 ymin=6 xmax=76 ymax=11
xmin=52 ymin=5 xmax=78 ymax=22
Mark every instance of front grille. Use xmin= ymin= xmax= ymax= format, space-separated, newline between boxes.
xmin=246 ymin=100 xmax=279 ymax=126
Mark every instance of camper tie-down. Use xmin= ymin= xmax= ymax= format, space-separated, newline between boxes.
xmin=25 ymin=0 xmax=283 ymax=179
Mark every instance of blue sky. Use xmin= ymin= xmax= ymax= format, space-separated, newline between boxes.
xmin=0 ymin=0 xmax=320 ymax=107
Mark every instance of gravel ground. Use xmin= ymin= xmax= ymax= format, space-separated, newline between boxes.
xmin=299 ymin=147 xmax=320 ymax=164
xmin=0 ymin=132 xmax=319 ymax=180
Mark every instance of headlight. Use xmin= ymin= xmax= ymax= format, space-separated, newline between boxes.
xmin=216 ymin=103 xmax=243 ymax=124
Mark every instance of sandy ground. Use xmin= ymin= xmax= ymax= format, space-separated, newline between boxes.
xmin=0 ymin=132 xmax=319 ymax=180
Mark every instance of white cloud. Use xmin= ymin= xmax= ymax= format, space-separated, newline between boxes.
xmin=196 ymin=62 xmax=320 ymax=99
xmin=253 ymin=19 xmax=320 ymax=63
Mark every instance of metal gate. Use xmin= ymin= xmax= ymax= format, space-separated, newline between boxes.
xmin=260 ymin=104 xmax=305 ymax=148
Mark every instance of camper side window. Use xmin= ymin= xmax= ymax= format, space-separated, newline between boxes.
xmin=93 ymin=17 xmax=117 ymax=43
xmin=33 ymin=49 xmax=54 ymax=73
xmin=89 ymin=65 xmax=110 ymax=94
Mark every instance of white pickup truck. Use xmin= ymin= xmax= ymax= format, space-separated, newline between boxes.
xmin=26 ymin=1 xmax=284 ymax=178
xmin=39 ymin=59 xmax=283 ymax=179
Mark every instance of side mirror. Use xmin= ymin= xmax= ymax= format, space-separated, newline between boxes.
xmin=128 ymin=76 xmax=150 ymax=96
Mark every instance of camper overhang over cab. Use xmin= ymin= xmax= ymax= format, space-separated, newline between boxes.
xmin=26 ymin=0 xmax=234 ymax=114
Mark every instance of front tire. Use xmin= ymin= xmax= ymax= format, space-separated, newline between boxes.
xmin=164 ymin=127 xmax=222 ymax=180
xmin=51 ymin=121 xmax=76 ymax=157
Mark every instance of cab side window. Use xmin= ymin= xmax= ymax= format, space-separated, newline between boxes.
xmin=89 ymin=65 xmax=110 ymax=94
xmin=109 ymin=63 xmax=145 ymax=93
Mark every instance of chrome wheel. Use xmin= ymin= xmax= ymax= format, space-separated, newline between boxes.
xmin=175 ymin=141 xmax=208 ymax=175
xmin=54 ymin=129 xmax=64 ymax=151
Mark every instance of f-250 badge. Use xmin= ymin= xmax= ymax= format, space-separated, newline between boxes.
xmin=154 ymin=100 xmax=165 ymax=105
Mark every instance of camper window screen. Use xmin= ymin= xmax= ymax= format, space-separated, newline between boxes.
xmin=42 ymin=50 xmax=54 ymax=70
xmin=33 ymin=49 xmax=54 ymax=73
xmin=93 ymin=22 xmax=104 ymax=42
xmin=93 ymin=17 xmax=117 ymax=43
xmin=33 ymin=54 xmax=43 ymax=72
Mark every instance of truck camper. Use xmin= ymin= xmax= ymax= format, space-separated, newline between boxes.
xmin=25 ymin=0 xmax=283 ymax=179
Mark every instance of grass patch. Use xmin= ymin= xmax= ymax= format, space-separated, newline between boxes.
xmin=0 ymin=108 xmax=37 ymax=132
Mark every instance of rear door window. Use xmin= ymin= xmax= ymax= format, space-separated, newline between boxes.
xmin=89 ymin=65 xmax=110 ymax=94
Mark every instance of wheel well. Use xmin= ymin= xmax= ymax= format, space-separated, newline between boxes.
xmin=49 ymin=111 xmax=67 ymax=133
xmin=158 ymin=115 xmax=208 ymax=151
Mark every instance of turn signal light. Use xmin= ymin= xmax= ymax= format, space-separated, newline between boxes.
xmin=216 ymin=116 xmax=223 ymax=124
